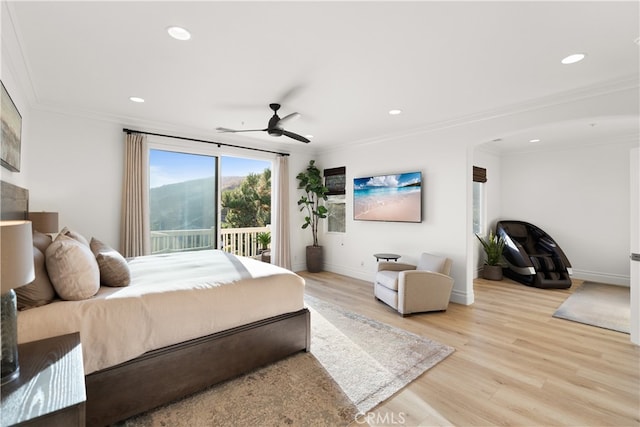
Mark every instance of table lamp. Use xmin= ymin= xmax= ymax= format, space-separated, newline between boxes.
xmin=28 ymin=211 xmax=59 ymax=234
xmin=1 ymin=220 xmax=35 ymax=385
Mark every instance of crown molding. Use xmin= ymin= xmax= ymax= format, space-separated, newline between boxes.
xmin=319 ymin=73 xmax=640 ymax=155
xmin=2 ymin=1 xmax=40 ymax=107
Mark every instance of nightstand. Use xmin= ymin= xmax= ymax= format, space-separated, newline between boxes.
xmin=1 ymin=333 xmax=86 ymax=426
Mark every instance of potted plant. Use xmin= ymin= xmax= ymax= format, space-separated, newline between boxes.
xmin=475 ymin=231 xmax=506 ymax=280
xmin=257 ymin=231 xmax=271 ymax=263
xmin=296 ymin=160 xmax=329 ymax=272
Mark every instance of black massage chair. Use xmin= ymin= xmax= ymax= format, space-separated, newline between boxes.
xmin=496 ymin=220 xmax=572 ymax=289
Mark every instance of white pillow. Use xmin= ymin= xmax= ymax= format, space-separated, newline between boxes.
xmin=45 ymin=234 xmax=100 ymax=300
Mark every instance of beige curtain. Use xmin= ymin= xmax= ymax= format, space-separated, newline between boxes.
xmin=120 ymin=132 xmax=150 ymax=257
xmin=273 ymin=155 xmax=291 ymax=269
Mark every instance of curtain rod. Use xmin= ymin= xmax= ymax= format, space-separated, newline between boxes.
xmin=122 ymin=128 xmax=290 ymax=157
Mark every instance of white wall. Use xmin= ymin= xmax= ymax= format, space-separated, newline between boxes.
xmin=312 ymin=84 xmax=639 ymax=304
xmin=316 ymin=133 xmax=473 ymax=304
xmin=500 ymin=140 xmax=635 ymax=286
xmin=24 ymin=110 xmax=123 ymax=247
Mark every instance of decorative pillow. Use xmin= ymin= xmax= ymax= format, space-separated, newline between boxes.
xmin=45 ymin=234 xmax=100 ymax=301
xmin=16 ymin=247 xmax=57 ymax=310
xmin=60 ymin=226 xmax=90 ymax=247
xmin=90 ymin=237 xmax=131 ymax=287
xmin=32 ymin=230 xmax=53 ymax=253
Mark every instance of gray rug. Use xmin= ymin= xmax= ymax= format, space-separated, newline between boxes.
xmin=119 ymin=295 xmax=454 ymax=426
xmin=553 ymin=281 xmax=630 ymax=333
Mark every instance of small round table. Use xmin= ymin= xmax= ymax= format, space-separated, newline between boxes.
xmin=374 ymin=253 xmax=401 ymax=262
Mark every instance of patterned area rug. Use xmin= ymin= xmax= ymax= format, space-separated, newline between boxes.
xmin=119 ymin=295 xmax=454 ymax=426
xmin=553 ymin=281 xmax=630 ymax=333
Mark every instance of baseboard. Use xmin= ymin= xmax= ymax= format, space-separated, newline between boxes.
xmin=571 ymin=269 xmax=630 ymax=287
xmin=450 ymin=288 xmax=474 ymax=305
xmin=323 ymin=263 xmax=375 ymax=282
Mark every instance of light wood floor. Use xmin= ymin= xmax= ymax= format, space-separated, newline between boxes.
xmin=299 ymin=271 xmax=639 ymax=427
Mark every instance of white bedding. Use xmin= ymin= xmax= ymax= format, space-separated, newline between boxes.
xmin=17 ymin=250 xmax=305 ymax=374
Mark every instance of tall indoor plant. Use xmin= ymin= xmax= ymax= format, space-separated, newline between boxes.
xmin=297 ymin=160 xmax=329 ymax=272
xmin=476 ymin=231 xmax=506 ymax=280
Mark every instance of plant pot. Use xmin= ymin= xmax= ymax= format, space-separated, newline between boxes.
xmin=261 ymin=250 xmax=271 ymax=264
xmin=306 ymin=245 xmax=324 ymax=273
xmin=482 ymin=264 xmax=503 ymax=281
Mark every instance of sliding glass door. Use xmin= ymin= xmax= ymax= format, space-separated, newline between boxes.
xmin=148 ymin=148 xmax=272 ymax=257
xmin=220 ymin=156 xmax=271 ymax=257
xmin=148 ymin=149 xmax=217 ymax=254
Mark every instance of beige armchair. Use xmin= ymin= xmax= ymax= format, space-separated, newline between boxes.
xmin=374 ymin=253 xmax=454 ymax=316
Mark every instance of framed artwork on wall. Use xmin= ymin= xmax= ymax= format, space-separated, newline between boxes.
xmin=354 ymin=171 xmax=422 ymax=223
xmin=1 ymin=81 xmax=22 ymax=172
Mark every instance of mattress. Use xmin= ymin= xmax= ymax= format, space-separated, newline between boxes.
xmin=17 ymin=250 xmax=305 ymax=374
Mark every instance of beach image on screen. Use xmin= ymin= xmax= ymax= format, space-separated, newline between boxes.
xmin=353 ymin=172 xmax=422 ymax=222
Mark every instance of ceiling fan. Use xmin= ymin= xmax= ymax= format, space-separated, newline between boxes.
xmin=216 ymin=103 xmax=310 ymax=143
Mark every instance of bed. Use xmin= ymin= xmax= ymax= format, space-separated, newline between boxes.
xmin=2 ymin=181 xmax=310 ymax=426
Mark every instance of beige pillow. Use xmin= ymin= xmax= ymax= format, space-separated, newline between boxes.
xmin=90 ymin=237 xmax=131 ymax=287
xmin=45 ymin=234 xmax=100 ymax=300
xmin=32 ymin=230 xmax=53 ymax=253
xmin=60 ymin=226 xmax=90 ymax=247
xmin=16 ymin=247 xmax=57 ymax=310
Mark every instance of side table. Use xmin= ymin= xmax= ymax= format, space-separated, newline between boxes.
xmin=1 ymin=332 xmax=86 ymax=427
xmin=374 ymin=253 xmax=401 ymax=262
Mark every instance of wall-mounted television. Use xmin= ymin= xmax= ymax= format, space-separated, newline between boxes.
xmin=353 ymin=171 xmax=422 ymax=223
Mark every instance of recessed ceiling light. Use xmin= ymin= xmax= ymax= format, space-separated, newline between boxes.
xmin=529 ymin=138 xmax=541 ymax=143
xmin=561 ymin=53 xmax=586 ymax=65
xmin=167 ymin=26 xmax=191 ymax=41
xmin=129 ymin=96 xmax=145 ymax=103
xmin=388 ymin=109 xmax=402 ymax=115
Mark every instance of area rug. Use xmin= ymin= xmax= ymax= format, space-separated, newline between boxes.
xmin=118 ymin=295 xmax=454 ymax=427
xmin=553 ymin=281 xmax=630 ymax=333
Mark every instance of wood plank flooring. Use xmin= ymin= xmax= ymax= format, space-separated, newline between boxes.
xmin=299 ymin=271 xmax=639 ymax=427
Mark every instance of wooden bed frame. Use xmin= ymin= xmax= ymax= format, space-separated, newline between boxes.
xmin=2 ymin=181 xmax=311 ymax=426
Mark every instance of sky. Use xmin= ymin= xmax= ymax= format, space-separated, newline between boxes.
xmin=354 ymin=171 xmax=421 ymax=190
xmin=149 ymin=150 xmax=271 ymax=188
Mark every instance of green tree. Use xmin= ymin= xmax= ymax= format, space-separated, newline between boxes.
xmin=222 ymin=169 xmax=271 ymax=228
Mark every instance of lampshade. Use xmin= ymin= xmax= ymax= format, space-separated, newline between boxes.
xmin=1 ymin=220 xmax=35 ymax=294
xmin=28 ymin=212 xmax=59 ymax=234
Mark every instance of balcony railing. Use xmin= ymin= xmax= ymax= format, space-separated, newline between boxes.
xmin=150 ymin=226 xmax=270 ymax=257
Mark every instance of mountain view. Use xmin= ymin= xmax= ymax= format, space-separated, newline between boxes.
xmin=149 ymin=176 xmax=247 ymax=231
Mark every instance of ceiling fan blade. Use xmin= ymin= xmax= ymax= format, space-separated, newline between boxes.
xmin=278 ymin=84 xmax=305 ymax=104
xmin=278 ymin=112 xmax=301 ymax=126
xmin=216 ymin=127 xmax=266 ymax=133
xmin=282 ymin=130 xmax=310 ymax=143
